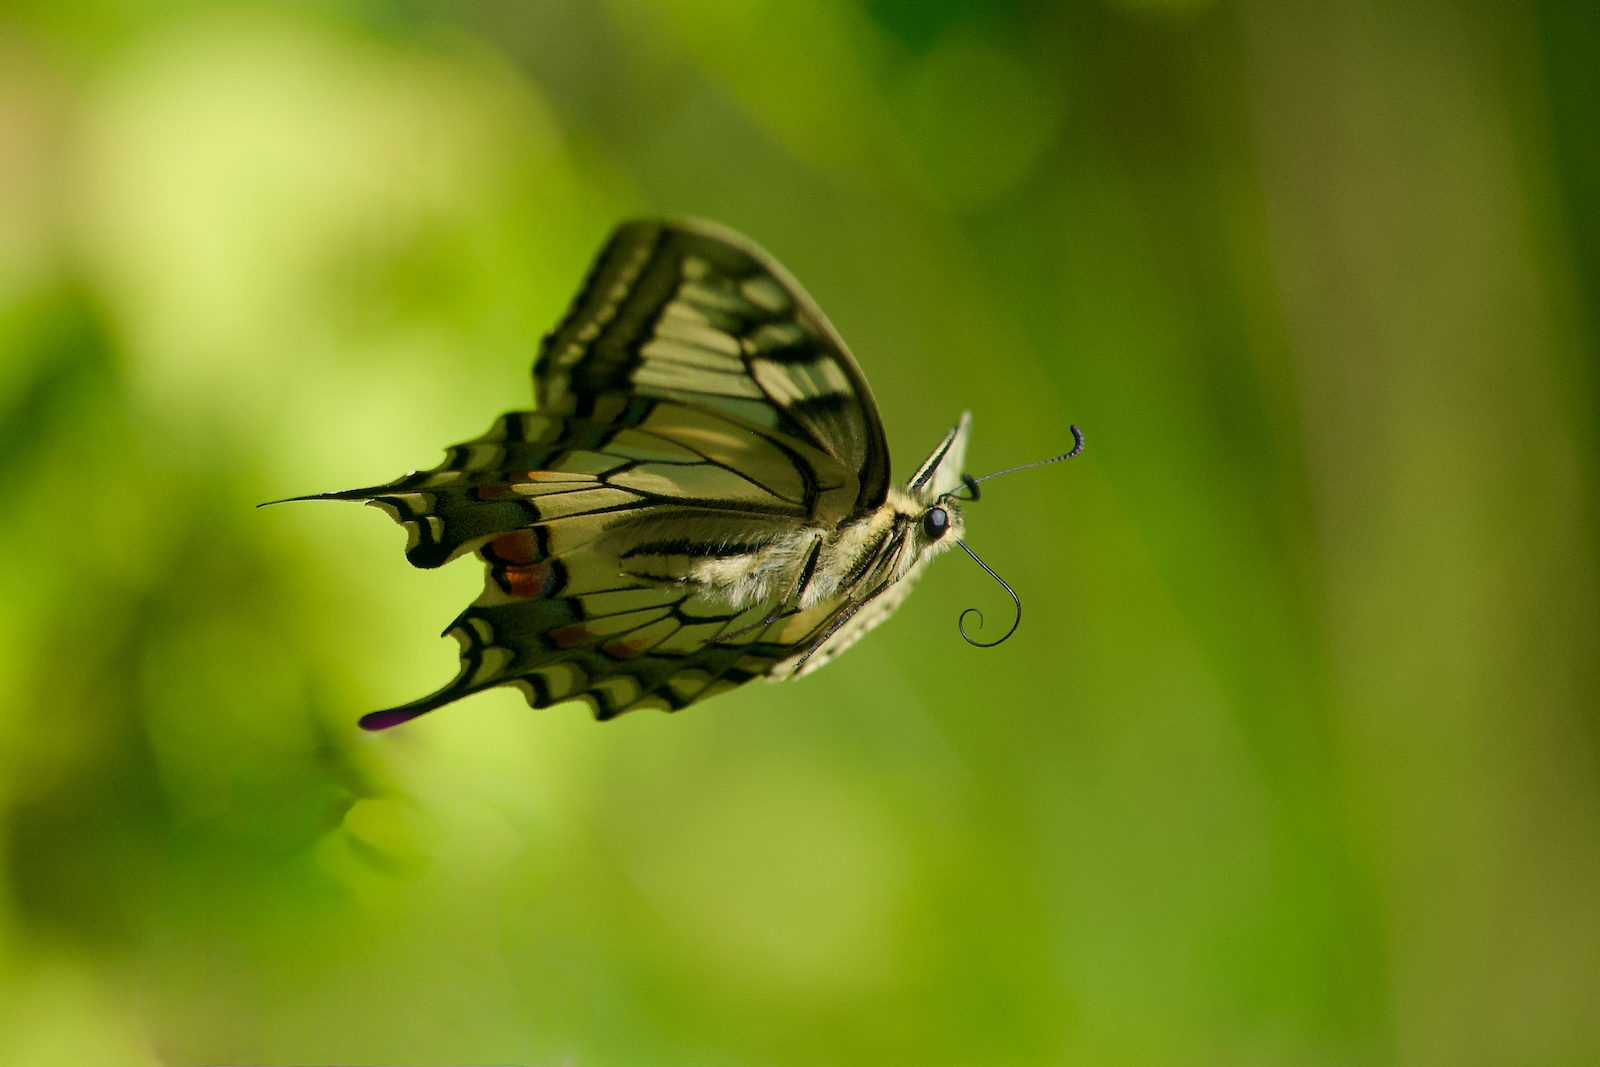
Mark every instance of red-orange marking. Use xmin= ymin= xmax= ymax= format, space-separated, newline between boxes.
xmin=490 ymin=529 xmax=541 ymax=564
xmin=545 ymin=625 xmax=591 ymax=648
xmin=501 ymin=561 xmax=552 ymax=598
xmin=602 ymin=638 xmax=649 ymax=660
xmin=475 ymin=484 xmax=519 ymax=500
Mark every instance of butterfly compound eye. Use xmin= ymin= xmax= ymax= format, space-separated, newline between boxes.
xmin=922 ymin=506 xmax=949 ymax=541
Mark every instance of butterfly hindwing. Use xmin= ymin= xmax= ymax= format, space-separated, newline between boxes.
xmin=304 ymin=398 xmax=871 ymax=726
xmin=536 ymin=219 xmax=892 ymax=516
xmin=298 ymin=396 xmax=862 ymax=568
xmin=359 ymin=519 xmax=865 ymax=728
xmin=359 ymin=571 xmax=795 ymax=729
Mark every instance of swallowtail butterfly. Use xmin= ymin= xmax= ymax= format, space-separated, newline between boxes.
xmin=288 ymin=220 xmax=1079 ymax=729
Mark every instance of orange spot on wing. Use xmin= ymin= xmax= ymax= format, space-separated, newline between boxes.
xmin=545 ymin=624 xmax=591 ymax=648
xmin=490 ymin=529 xmax=541 ymax=565
xmin=602 ymin=638 xmax=649 ymax=660
xmin=501 ymin=560 xmax=553 ymax=598
xmin=475 ymin=484 xmax=520 ymax=501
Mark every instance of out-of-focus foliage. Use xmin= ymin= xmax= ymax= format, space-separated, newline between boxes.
xmin=1 ymin=0 xmax=1597 ymax=1064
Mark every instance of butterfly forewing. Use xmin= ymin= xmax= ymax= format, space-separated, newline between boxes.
xmin=536 ymin=220 xmax=891 ymax=515
xmin=907 ymin=411 xmax=971 ymax=500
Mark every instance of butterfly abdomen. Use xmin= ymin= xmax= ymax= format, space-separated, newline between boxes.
xmin=686 ymin=530 xmax=824 ymax=609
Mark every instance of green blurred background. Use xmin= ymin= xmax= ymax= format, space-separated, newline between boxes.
xmin=2 ymin=0 xmax=1598 ymax=1063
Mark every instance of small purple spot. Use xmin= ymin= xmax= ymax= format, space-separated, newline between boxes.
xmin=358 ymin=706 xmax=430 ymax=731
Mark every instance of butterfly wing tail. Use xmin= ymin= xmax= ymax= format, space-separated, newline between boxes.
xmin=358 ymin=693 xmax=463 ymax=731
xmin=357 ymin=582 xmax=800 ymax=729
xmin=263 ymin=478 xmax=540 ymax=570
xmin=355 ymin=604 xmax=514 ymax=730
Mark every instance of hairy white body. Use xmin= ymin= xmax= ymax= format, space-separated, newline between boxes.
xmin=689 ymin=487 xmax=965 ymax=612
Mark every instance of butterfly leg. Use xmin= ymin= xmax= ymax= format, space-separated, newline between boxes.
xmin=790 ymin=585 xmax=892 ymax=673
xmin=717 ymin=601 xmax=790 ymax=640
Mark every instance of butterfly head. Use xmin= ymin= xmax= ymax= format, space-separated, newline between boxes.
xmin=916 ymin=472 xmax=980 ymax=550
xmin=881 ymin=485 xmax=966 ymax=565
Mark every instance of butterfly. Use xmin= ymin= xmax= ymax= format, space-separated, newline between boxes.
xmin=286 ymin=219 xmax=1081 ymax=730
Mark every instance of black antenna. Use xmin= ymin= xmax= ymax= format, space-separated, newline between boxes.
xmin=941 ymin=424 xmax=1084 ymax=648
xmin=969 ymin=424 xmax=1084 ymax=486
xmin=954 ymin=540 xmax=1021 ymax=648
